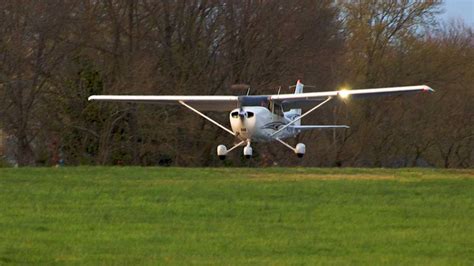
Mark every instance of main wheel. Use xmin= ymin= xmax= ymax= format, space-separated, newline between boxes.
xmin=295 ymin=143 xmax=305 ymax=158
xmin=217 ymin=145 xmax=227 ymax=159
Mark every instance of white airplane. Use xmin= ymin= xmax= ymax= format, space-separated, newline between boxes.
xmin=89 ymin=80 xmax=433 ymax=159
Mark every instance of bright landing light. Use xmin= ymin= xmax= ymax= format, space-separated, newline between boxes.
xmin=339 ymin=89 xmax=350 ymax=99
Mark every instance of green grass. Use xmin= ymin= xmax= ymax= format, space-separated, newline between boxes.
xmin=0 ymin=167 xmax=473 ymax=265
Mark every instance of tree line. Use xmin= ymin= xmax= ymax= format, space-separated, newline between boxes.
xmin=0 ymin=0 xmax=472 ymax=167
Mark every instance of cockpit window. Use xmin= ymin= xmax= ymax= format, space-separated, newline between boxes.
xmin=239 ymin=96 xmax=269 ymax=109
xmin=247 ymin=112 xmax=254 ymax=118
xmin=231 ymin=111 xmax=239 ymax=118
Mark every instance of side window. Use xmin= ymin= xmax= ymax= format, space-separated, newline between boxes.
xmin=272 ymin=103 xmax=284 ymax=116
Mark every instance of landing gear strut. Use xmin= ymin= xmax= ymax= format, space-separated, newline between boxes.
xmin=276 ymin=138 xmax=306 ymax=158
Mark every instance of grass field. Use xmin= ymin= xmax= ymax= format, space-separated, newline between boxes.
xmin=0 ymin=167 xmax=473 ymax=265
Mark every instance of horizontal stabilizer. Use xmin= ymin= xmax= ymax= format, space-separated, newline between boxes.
xmin=291 ymin=125 xmax=350 ymax=131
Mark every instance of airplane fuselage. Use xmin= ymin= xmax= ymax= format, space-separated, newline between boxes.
xmin=229 ymin=106 xmax=298 ymax=142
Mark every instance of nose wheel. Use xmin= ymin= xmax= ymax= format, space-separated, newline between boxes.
xmin=243 ymin=141 xmax=253 ymax=159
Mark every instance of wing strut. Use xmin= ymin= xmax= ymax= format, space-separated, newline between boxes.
xmin=227 ymin=140 xmax=246 ymax=153
xmin=179 ymin=101 xmax=235 ymax=136
xmin=271 ymin=96 xmax=333 ymax=136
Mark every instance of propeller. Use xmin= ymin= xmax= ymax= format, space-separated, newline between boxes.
xmin=238 ymin=108 xmax=246 ymax=117
xmin=238 ymin=107 xmax=247 ymax=123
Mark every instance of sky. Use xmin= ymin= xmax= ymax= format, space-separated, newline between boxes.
xmin=442 ymin=0 xmax=474 ymax=26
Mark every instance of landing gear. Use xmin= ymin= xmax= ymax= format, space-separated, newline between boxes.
xmin=276 ymin=138 xmax=306 ymax=158
xmin=216 ymin=141 xmax=246 ymax=160
xmin=217 ymin=145 xmax=227 ymax=160
xmin=243 ymin=141 xmax=253 ymax=159
xmin=295 ymin=143 xmax=306 ymax=158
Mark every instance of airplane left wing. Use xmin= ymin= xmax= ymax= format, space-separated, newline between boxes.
xmin=270 ymin=85 xmax=434 ymax=109
xmin=88 ymin=95 xmax=240 ymax=111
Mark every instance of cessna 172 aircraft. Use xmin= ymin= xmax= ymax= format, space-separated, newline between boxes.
xmin=89 ymin=80 xmax=433 ymax=159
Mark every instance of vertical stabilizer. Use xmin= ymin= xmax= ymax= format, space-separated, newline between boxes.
xmin=287 ymin=80 xmax=303 ymax=125
xmin=294 ymin=80 xmax=304 ymax=94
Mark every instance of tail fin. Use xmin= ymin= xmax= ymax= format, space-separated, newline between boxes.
xmin=288 ymin=80 xmax=303 ymax=124
xmin=294 ymin=80 xmax=304 ymax=94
